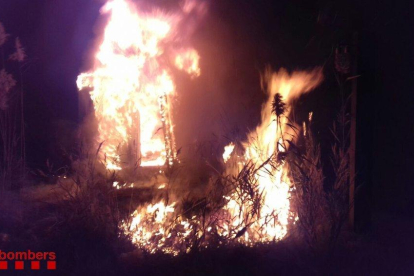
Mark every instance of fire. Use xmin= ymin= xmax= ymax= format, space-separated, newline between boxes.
xmin=77 ymin=0 xmax=201 ymax=169
xmin=78 ymin=0 xmax=324 ymax=255
xmin=222 ymin=68 xmax=323 ymax=243
xmin=122 ymin=69 xmax=323 ymax=254
xmin=174 ymin=49 xmax=201 ymax=77
xmin=222 ymin=143 xmax=235 ymax=163
xmin=122 ymin=201 xmax=192 ymax=255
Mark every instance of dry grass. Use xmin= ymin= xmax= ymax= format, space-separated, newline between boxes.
xmin=288 ymin=107 xmax=351 ymax=255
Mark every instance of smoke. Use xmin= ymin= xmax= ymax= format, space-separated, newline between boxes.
xmin=172 ymin=6 xmax=266 ymax=163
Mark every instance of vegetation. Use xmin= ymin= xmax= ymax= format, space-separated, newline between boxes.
xmin=0 ymin=23 xmax=26 ymax=192
xmin=0 ymin=17 xmax=406 ymax=276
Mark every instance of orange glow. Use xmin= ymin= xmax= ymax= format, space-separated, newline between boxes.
xmin=175 ymin=49 xmax=201 ymax=77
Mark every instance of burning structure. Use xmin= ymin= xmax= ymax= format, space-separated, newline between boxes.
xmin=77 ymin=0 xmax=203 ymax=170
xmin=77 ymin=0 xmax=324 ymax=255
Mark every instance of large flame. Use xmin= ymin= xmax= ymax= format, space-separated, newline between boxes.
xmin=77 ymin=0 xmax=201 ymax=169
xmin=222 ymin=68 xmax=323 ymax=243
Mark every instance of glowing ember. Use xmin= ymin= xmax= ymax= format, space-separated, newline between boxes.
xmin=77 ymin=0 xmax=201 ymax=169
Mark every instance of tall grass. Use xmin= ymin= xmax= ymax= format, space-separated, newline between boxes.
xmin=56 ymin=143 xmax=120 ymax=241
xmin=288 ymin=106 xmax=351 ymax=254
xmin=0 ymin=23 xmax=26 ymax=192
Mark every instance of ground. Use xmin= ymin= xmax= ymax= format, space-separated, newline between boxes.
xmin=1 ymin=185 xmax=414 ymax=276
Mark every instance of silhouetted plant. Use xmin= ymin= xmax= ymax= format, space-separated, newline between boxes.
xmin=272 ymin=93 xmax=286 ymax=118
xmin=272 ymin=92 xmax=286 ymax=137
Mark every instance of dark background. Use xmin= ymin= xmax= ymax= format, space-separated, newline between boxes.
xmin=0 ymin=0 xmax=413 ymax=226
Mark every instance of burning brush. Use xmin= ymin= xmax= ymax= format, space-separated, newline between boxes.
xmin=77 ymin=0 xmax=324 ymax=255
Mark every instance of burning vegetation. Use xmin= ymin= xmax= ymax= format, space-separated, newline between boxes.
xmin=74 ymin=0 xmax=336 ymax=256
xmin=2 ymin=0 xmax=389 ymax=274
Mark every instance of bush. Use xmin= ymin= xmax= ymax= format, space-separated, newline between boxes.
xmin=289 ymin=110 xmax=351 ymax=254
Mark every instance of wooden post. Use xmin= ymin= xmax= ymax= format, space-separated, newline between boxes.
xmin=136 ymin=111 xmax=141 ymax=167
xmin=349 ymin=32 xmax=358 ymax=230
xmin=159 ymin=93 xmax=176 ymax=167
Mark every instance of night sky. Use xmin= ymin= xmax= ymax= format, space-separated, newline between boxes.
xmin=1 ymin=0 xmax=413 ymax=222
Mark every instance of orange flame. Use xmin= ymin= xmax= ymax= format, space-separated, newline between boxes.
xmin=175 ymin=49 xmax=201 ymax=77
xmin=223 ymin=68 xmax=323 ymax=242
xmin=77 ymin=0 xmax=201 ymax=169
